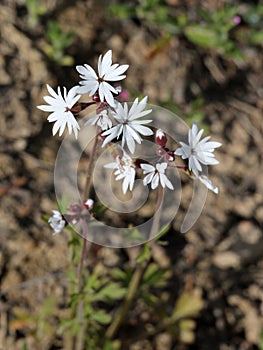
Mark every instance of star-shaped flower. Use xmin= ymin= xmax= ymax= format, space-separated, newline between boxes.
xmin=101 ymin=97 xmax=153 ymax=153
xmin=174 ymin=122 xmax=222 ymax=177
xmin=85 ymin=109 xmax=112 ymax=131
xmin=76 ymin=50 xmax=129 ymax=107
xmin=48 ymin=210 xmax=66 ymax=235
xmin=105 ymin=151 xmax=136 ymax=194
xmin=37 ymin=84 xmax=81 ymax=139
xmin=140 ymin=163 xmax=174 ymax=190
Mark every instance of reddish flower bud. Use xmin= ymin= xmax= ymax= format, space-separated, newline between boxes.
xmin=155 ymin=129 xmax=167 ymax=147
xmin=92 ymin=93 xmax=101 ymax=103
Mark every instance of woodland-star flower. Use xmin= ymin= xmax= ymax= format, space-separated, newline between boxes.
xmin=105 ymin=152 xmax=136 ymax=194
xmin=76 ymin=50 xmax=129 ymax=107
xmin=174 ymin=122 xmax=221 ymax=177
xmin=101 ymin=97 xmax=153 ymax=153
xmin=48 ymin=210 xmax=66 ymax=235
xmin=141 ymin=163 xmax=174 ymax=190
xmin=37 ymin=84 xmax=81 ymax=139
xmin=85 ymin=109 xmax=112 ymax=131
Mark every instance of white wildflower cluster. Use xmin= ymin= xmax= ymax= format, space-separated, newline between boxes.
xmin=38 ymin=50 xmax=222 ymax=234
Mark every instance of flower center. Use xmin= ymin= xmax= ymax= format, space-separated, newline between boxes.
xmin=190 ymin=148 xmax=196 ymax=155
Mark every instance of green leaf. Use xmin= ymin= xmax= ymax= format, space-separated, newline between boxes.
xmin=136 ymin=243 xmax=151 ymax=264
xmin=92 ymin=283 xmax=126 ymax=302
xmin=103 ymin=340 xmax=121 ymax=350
xmin=109 ymin=4 xmax=134 ymax=19
xmin=57 ymin=318 xmax=75 ymax=335
xmin=111 ymin=267 xmax=128 ymax=281
xmin=142 ymin=263 xmax=171 ymax=287
xmin=90 ymin=310 xmax=112 ymax=325
xmin=154 ymin=224 xmax=170 ymax=242
xmin=184 ymin=25 xmax=220 ymax=48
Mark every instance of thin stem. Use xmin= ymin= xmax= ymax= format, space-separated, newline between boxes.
xmin=105 ymin=187 xmax=164 ymax=341
xmin=169 ymin=164 xmax=188 ymax=171
xmin=84 ymin=130 xmax=100 ymax=199
xmin=105 ymin=264 xmax=147 ymax=340
xmin=72 ymin=220 xmax=89 ymax=350
xmin=149 ymin=186 xmax=164 ymax=240
xmin=77 ymin=235 xmax=88 ymax=292
xmin=72 ymin=132 xmax=100 ymax=350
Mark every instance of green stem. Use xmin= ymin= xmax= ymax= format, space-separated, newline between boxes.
xmin=105 ymin=263 xmax=147 ymax=340
xmin=105 ymin=188 xmax=164 ymax=341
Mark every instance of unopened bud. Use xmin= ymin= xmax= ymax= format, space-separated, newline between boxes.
xmin=92 ymin=92 xmax=101 ymax=103
xmin=155 ymin=129 xmax=167 ymax=147
xmin=115 ymin=86 xmax=122 ymax=95
xmin=83 ymin=198 xmax=94 ymax=210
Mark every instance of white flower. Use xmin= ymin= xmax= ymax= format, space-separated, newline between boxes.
xmin=76 ymin=50 xmax=129 ymax=107
xmin=174 ymin=122 xmax=222 ymax=177
xmin=198 ymin=175 xmax=219 ymax=194
xmin=141 ymin=163 xmax=174 ymax=190
xmin=85 ymin=109 xmax=112 ymax=131
xmin=37 ymin=84 xmax=81 ymax=139
xmin=105 ymin=152 xmax=136 ymax=194
xmin=101 ymin=97 xmax=153 ymax=153
xmin=48 ymin=210 xmax=65 ymax=235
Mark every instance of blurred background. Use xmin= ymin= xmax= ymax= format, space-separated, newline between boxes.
xmin=0 ymin=0 xmax=263 ymax=349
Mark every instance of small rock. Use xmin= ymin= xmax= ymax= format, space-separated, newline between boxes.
xmin=213 ymin=252 xmax=241 ymax=269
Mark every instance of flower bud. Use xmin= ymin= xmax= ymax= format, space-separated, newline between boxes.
xmin=155 ymin=129 xmax=167 ymax=147
xmin=83 ymin=198 xmax=94 ymax=210
xmin=92 ymin=92 xmax=101 ymax=103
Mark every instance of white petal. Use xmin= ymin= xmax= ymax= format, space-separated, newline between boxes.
xmin=99 ymin=50 xmax=112 ymax=77
xmin=37 ymin=105 xmax=55 ymax=112
xmin=156 ymin=163 xmax=167 ymax=173
xmin=101 ymin=125 xmax=122 ymax=147
xmin=199 ymin=175 xmax=219 ymax=194
xmin=144 ymin=172 xmax=154 ymax=185
xmin=104 ymin=64 xmax=129 ymax=81
xmin=125 ymin=125 xmax=142 ymax=144
xmin=151 ymin=173 xmax=159 ymax=189
xmin=141 ymin=163 xmax=155 ymax=173
xmin=189 ymin=156 xmax=201 ymax=176
xmin=124 ymin=129 xmax=136 ymax=153
xmin=201 ymin=141 xmax=222 ymax=150
xmin=52 ymin=120 xmax=63 ymax=136
xmin=162 ymin=174 xmax=174 ymax=190
xmin=46 ymin=84 xmax=58 ymax=99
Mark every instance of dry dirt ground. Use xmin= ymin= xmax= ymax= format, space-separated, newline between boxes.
xmin=0 ymin=0 xmax=263 ymax=349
